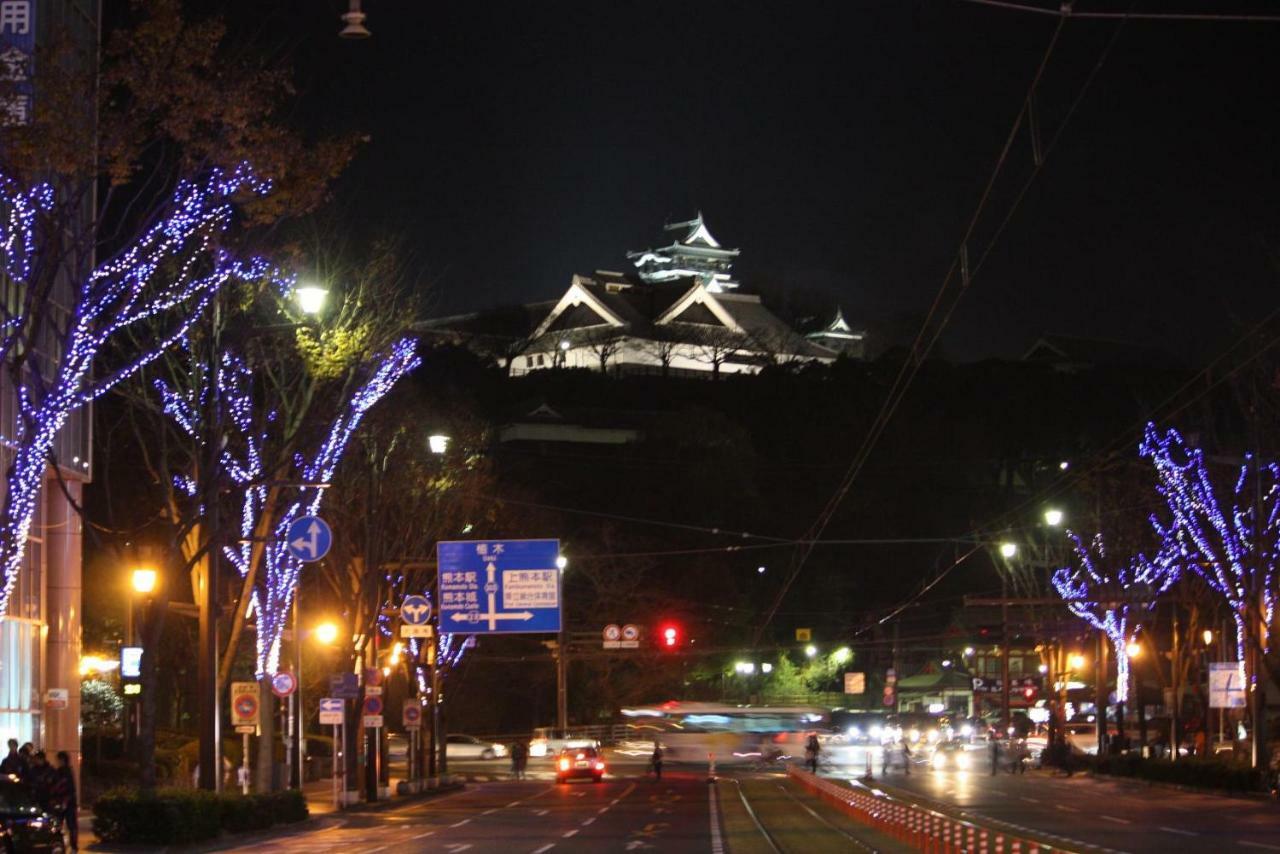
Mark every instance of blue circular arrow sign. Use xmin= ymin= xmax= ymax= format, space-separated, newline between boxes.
xmin=400 ymin=594 xmax=432 ymax=625
xmin=285 ymin=515 xmax=332 ymax=562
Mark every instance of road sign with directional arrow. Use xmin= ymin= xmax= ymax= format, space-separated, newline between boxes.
xmin=436 ymin=539 xmax=561 ymax=635
xmin=284 ymin=515 xmax=332 ymax=562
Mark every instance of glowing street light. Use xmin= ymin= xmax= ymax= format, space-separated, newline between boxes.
xmin=999 ymin=542 xmax=1018 ymax=559
xmin=1203 ymin=629 xmax=1214 ymax=647
xmin=295 ymin=285 xmax=329 ymax=316
xmin=804 ymin=644 xmax=818 ymax=658
xmin=314 ymin=622 xmax=339 ymax=645
xmin=556 ymin=555 xmax=568 ymax=571
xmin=131 ymin=567 xmax=158 ymax=594
xmin=833 ymin=647 xmax=852 ymax=665
xmin=428 ymin=434 xmax=451 ymax=455
xmin=735 ymin=661 xmax=755 ymax=675
xmin=1126 ymin=641 xmax=1142 ymax=659
xmin=761 ymin=662 xmax=773 ymax=674
xmin=1068 ymin=653 xmax=1087 ymax=671
xmin=963 ymin=646 xmax=975 ymax=657
xmin=1043 ymin=509 xmax=1064 ymax=527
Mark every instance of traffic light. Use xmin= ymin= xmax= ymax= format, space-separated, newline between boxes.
xmin=660 ymin=623 xmax=680 ymax=649
xmin=1022 ymin=685 xmax=1036 ymax=702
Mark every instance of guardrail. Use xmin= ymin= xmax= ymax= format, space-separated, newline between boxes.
xmin=786 ymin=766 xmax=1074 ymax=853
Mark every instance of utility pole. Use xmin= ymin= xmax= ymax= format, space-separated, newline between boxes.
xmin=198 ymin=297 xmax=223 ymax=792
xmin=556 ymin=631 xmax=569 ymax=733
xmin=1001 ymin=574 xmax=1011 ymax=735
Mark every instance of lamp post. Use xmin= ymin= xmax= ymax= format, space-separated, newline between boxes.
xmin=998 ymin=542 xmax=1017 ymax=733
xmin=555 ymin=554 xmax=569 ymax=734
xmin=125 ymin=567 xmax=157 ymax=756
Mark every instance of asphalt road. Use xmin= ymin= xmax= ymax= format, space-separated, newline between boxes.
xmin=217 ymin=771 xmax=718 ymax=854
xmin=821 ymin=744 xmax=1280 ymax=853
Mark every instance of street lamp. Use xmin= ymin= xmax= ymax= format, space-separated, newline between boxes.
xmin=833 ymin=647 xmax=852 ymax=665
xmin=428 ymin=434 xmax=450 ymax=455
xmin=1068 ymin=653 xmax=1086 ymax=671
xmin=131 ymin=567 xmax=158 ymax=595
xmin=556 ymin=555 xmax=568 ymax=571
xmin=1043 ymin=509 xmax=1064 ymax=527
xmin=735 ymin=661 xmax=755 ymax=675
xmin=999 ymin=542 xmax=1018 ymax=559
xmin=761 ymin=663 xmax=773 ymax=674
xmin=1126 ymin=641 xmax=1142 ymax=659
xmin=1203 ymin=629 xmax=1214 ymax=647
xmin=315 ymin=622 xmax=339 ymax=646
xmin=804 ymin=645 xmax=817 ymax=658
xmin=294 ymin=285 xmax=329 ymax=316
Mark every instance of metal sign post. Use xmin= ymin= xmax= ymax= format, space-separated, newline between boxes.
xmin=230 ymin=681 xmax=261 ymax=794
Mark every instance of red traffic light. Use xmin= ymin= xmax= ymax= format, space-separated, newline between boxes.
xmin=660 ymin=624 xmax=680 ymax=648
xmin=1022 ymin=686 xmax=1036 ymax=701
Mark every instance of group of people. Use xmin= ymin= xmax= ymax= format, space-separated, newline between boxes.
xmin=1 ymin=738 xmax=78 ymax=850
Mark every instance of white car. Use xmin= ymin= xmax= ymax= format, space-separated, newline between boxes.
xmin=445 ymin=734 xmax=507 ymax=760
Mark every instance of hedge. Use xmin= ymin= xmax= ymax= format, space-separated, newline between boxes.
xmin=92 ymin=787 xmax=308 ymax=844
xmin=1087 ymin=754 xmax=1263 ymax=793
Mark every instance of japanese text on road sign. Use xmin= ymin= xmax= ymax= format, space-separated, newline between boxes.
xmin=436 ymin=539 xmax=562 ymax=634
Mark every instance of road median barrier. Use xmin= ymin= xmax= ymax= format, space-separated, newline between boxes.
xmin=786 ymin=766 xmax=1078 ymax=853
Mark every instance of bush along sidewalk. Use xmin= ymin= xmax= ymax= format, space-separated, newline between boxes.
xmin=1086 ymin=754 xmax=1263 ymax=794
xmin=92 ymin=787 xmax=309 ymax=845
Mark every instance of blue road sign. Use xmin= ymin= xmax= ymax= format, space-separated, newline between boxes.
xmin=329 ymin=672 xmax=359 ymax=699
xmin=285 ymin=515 xmax=332 ymax=562
xmin=400 ymin=594 xmax=432 ymax=625
xmin=436 ymin=539 xmax=561 ymax=635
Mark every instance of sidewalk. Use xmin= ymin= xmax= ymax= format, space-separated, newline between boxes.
xmin=80 ymin=775 xmax=466 ymax=851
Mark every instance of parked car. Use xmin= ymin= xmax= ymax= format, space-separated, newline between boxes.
xmin=529 ymin=728 xmax=600 ymax=758
xmin=445 ymin=734 xmax=507 ymax=760
xmin=555 ymin=747 xmax=606 ymax=783
xmin=0 ymin=775 xmax=65 ymax=853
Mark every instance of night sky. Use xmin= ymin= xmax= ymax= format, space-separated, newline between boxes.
xmin=265 ymin=1 xmax=1278 ymax=360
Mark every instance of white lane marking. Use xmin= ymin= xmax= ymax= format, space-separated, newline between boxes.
xmin=581 ymin=817 xmax=595 ymax=826
xmin=508 ymin=801 xmax=522 ymax=808
xmin=445 ymin=846 xmax=473 ymax=853
xmin=562 ymin=829 xmax=579 ymax=838
xmin=531 ymin=846 xmax=555 ymax=854
xmin=708 ymin=783 xmax=725 ymax=854
xmin=598 ymin=806 xmax=609 ymax=814
xmin=534 ymin=808 xmax=549 ymax=816
xmin=1161 ymin=827 xmax=1198 ymax=837
xmin=1055 ymin=804 xmax=1079 ymax=812
xmin=483 ymin=808 xmax=498 ymax=815
xmin=411 ymin=831 xmax=436 ymax=840
xmin=1020 ymin=796 xmax=1040 ymax=803
xmin=1100 ymin=815 xmax=1131 ymax=825
xmin=1240 ymin=843 xmax=1280 ymax=851
xmin=449 ymin=818 xmax=471 ymax=827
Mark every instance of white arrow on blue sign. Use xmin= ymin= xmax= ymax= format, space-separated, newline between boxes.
xmin=285 ymin=515 xmax=332 ymax=562
xmin=319 ymin=697 xmax=343 ymax=725
xmin=400 ymin=594 xmax=432 ymax=625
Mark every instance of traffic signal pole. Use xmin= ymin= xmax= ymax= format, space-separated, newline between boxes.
xmin=556 ymin=626 xmax=568 ymax=733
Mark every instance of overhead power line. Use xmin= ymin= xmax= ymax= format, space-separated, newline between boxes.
xmin=958 ymin=0 xmax=1280 ymax=22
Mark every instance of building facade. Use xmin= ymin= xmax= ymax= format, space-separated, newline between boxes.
xmin=0 ymin=0 xmax=97 ymax=769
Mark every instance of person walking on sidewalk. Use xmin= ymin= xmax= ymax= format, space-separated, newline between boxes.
xmin=50 ymin=751 xmax=77 ymax=852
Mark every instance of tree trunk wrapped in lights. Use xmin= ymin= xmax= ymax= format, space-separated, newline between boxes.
xmin=0 ymin=165 xmax=273 ymax=616
xmin=1138 ymin=423 xmax=1278 ymax=687
xmin=1051 ymin=531 xmax=1178 ymax=705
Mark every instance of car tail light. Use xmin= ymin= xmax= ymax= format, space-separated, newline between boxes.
xmin=594 ymin=761 xmax=605 ymax=771
xmin=559 ymin=758 xmax=570 ymax=771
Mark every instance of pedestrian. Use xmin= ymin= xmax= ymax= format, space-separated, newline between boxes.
xmin=901 ymin=738 xmax=911 ymax=776
xmin=511 ymin=739 xmax=528 ymax=781
xmin=50 ymin=750 xmax=77 ymax=852
xmin=18 ymin=742 xmax=33 ymax=780
xmin=0 ymin=738 xmax=22 ymax=776
xmin=650 ymin=742 xmax=663 ymax=781
xmin=990 ymin=737 xmax=999 ymax=776
xmin=28 ymin=750 xmax=54 ymax=811
xmin=804 ymin=733 xmax=821 ymax=774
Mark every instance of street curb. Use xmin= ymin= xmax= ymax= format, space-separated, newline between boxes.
xmin=82 ymin=782 xmax=467 ymax=853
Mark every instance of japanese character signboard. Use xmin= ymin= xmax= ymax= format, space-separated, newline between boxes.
xmin=436 ymin=539 xmax=562 ymax=635
xmin=0 ymin=1 xmax=34 ymax=126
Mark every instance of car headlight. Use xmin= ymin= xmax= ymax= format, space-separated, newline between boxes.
xmin=848 ymin=726 xmax=862 ymax=738
xmin=960 ymin=724 xmax=974 ymax=737
xmin=932 ymin=754 xmax=946 ymax=769
xmin=926 ymin=729 xmax=940 ymax=742
xmin=869 ymin=725 xmax=882 ymax=739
